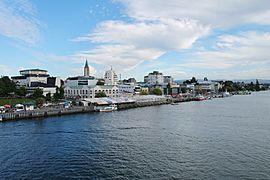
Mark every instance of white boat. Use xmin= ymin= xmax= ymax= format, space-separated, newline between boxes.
xmin=99 ymin=104 xmax=118 ymax=112
xmin=194 ymin=95 xmax=206 ymax=101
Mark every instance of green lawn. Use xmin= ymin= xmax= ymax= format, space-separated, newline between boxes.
xmin=0 ymin=98 xmax=35 ymax=106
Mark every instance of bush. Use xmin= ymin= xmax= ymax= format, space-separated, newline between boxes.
xmin=152 ymin=88 xmax=162 ymax=96
xmin=95 ymin=92 xmax=106 ymax=98
xmin=36 ymin=97 xmax=45 ymax=108
xmin=140 ymin=91 xmax=148 ymax=95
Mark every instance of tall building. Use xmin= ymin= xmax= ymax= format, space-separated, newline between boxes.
xmin=144 ymin=71 xmax=164 ymax=85
xmin=84 ymin=59 xmax=90 ymax=77
xmin=104 ymin=67 xmax=118 ymax=85
xmin=163 ymin=76 xmax=174 ymax=84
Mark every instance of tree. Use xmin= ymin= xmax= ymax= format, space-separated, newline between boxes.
xmin=17 ymin=86 xmax=27 ymax=97
xmin=36 ymin=97 xmax=45 ymax=108
xmin=255 ymin=79 xmax=260 ymax=91
xmin=0 ymin=76 xmax=17 ymax=97
xmin=45 ymin=92 xmax=52 ymax=102
xmin=95 ymin=92 xmax=106 ymax=98
xmin=59 ymin=87 xmax=64 ymax=99
xmin=96 ymin=81 xmax=105 ymax=86
xmin=152 ymin=88 xmax=162 ymax=95
xmin=184 ymin=77 xmax=198 ymax=84
xmin=33 ymin=88 xmax=44 ymax=99
xmin=53 ymin=87 xmax=64 ymax=101
xmin=190 ymin=77 xmax=198 ymax=84
xmin=140 ymin=91 xmax=148 ymax=95
xmin=180 ymin=87 xmax=187 ymax=93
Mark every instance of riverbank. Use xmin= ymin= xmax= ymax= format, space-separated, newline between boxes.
xmin=0 ymin=97 xmax=171 ymax=121
xmin=0 ymin=94 xmax=235 ymax=122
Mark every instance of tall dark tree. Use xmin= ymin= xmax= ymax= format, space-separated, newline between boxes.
xmin=255 ymin=79 xmax=260 ymax=91
xmin=45 ymin=92 xmax=52 ymax=102
xmin=190 ymin=77 xmax=197 ymax=84
xmin=0 ymin=76 xmax=17 ymax=97
xmin=33 ymin=88 xmax=44 ymax=99
xmin=53 ymin=87 xmax=64 ymax=101
xmin=17 ymin=86 xmax=27 ymax=97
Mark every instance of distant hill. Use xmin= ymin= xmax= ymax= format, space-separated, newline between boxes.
xmin=175 ymin=79 xmax=270 ymax=84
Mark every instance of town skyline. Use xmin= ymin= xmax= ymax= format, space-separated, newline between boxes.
xmin=1 ymin=0 xmax=270 ymax=81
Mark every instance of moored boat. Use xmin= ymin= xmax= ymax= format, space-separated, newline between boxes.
xmin=99 ymin=104 xmax=118 ymax=112
xmin=194 ymin=95 xmax=206 ymax=101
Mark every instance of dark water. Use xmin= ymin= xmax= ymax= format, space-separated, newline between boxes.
xmin=1 ymin=92 xmax=270 ymax=179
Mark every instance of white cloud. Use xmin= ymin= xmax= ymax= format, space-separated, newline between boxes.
xmin=0 ymin=64 xmax=12 ymax=76
xmin=75 ymin=44 xmax=165 ymax=71
xmin=117 ymin=0 xmax=270 ymax=27
xmin=74 ymin=18 xmax=209 ymax=70
xmin=75 ymin=19 xmax=209 ymax=50
xmin=179 ymin=31 xmax=270 ymax=79
xmin=0 ymin=0 xmax=41 ymax=45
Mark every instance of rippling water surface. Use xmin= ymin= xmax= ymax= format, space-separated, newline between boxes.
xmin=1 ymin=91 xmax=270 ymax=179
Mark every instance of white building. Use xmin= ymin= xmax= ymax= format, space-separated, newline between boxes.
xmin=65 ymin=76 xmax=98 ymax=87
xmin=64 ymin=85 xmax=119 ymax=99
xmin=163 ymin=76 xmax=174 ymax=84
xmin=195 ymin=80 xmax=222 ymax=94
xmin=118 ymin=84 xmax=136 ymax=93
xmin=104 ymin=67 xmax=118 ymax=85
xmin=11 ymin=69 xmax=61 ymax=96
xmin=12 ymin=69 xmax=49 ymax=87
xmin=144 ymin=71 xmax=164 ymax=85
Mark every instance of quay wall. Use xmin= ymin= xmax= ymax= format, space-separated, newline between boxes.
xmin=118 ymin=99 xmax=170 ymax=110
xmin=0 ymin=106 xmax=95 ymax=122
xmin=0 ymin=96 xmax=197 ymax=122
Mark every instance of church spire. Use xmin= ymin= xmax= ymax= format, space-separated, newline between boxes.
xmin=84 ymin=59 xmax=90 ymax=76
xmin=85 ymin=59 xmax=89 ymax=68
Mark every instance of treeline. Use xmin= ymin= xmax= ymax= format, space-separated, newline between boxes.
xmin=219 ymin=79 xmax=267 ymax=92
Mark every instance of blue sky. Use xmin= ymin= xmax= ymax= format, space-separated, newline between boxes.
xmin=0 ymin=0 xmax=270 ymax=81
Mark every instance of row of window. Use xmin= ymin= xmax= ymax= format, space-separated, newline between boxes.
xmin=65 ymin=89 xmax=119 ymax=95
xmin=74 ymin=95 xmax=119 ymax=98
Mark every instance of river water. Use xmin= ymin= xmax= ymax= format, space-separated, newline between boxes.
xmin=1 ymin=91 xmax=270 ymax=179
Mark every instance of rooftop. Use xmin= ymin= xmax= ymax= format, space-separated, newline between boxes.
xmin=20 ymin=69 xmax=48 ymax=72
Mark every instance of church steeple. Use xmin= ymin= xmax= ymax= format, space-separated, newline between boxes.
xmin=84 ymin=59 xmax=90 ymax=76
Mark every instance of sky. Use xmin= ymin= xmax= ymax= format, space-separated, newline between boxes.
xmin=0 ymin=0 xmax=270 ymax=81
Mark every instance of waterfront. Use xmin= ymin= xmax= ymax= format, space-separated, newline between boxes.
xmin=0 ymin=91 xmax=270 ymax=179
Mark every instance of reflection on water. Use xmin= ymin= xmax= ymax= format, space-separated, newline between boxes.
xmin=1 ymin=91 xmax=270 ymax=179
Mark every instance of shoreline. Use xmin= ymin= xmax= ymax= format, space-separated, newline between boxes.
xmin=0 ymin=92 xmax=256 ymax=122
xmin=0 ymin=99 xmax=172 ymax=122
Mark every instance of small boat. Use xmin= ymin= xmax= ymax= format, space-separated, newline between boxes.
xmin=194 ymin=95 xmax=206 ymax=101
xmin=99 ymin=104 xmax=118 ymax=112
xmin=171 ymin=103 xmax=179 ymax=105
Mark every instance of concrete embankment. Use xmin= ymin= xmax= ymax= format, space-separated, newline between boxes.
xmin=118 ymin=99 xmax=171 ymax=110
xmin=0 ymin=106 xmax=95 ymax=122
xmin=0 ymin=96 xmax=195 ymax=122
